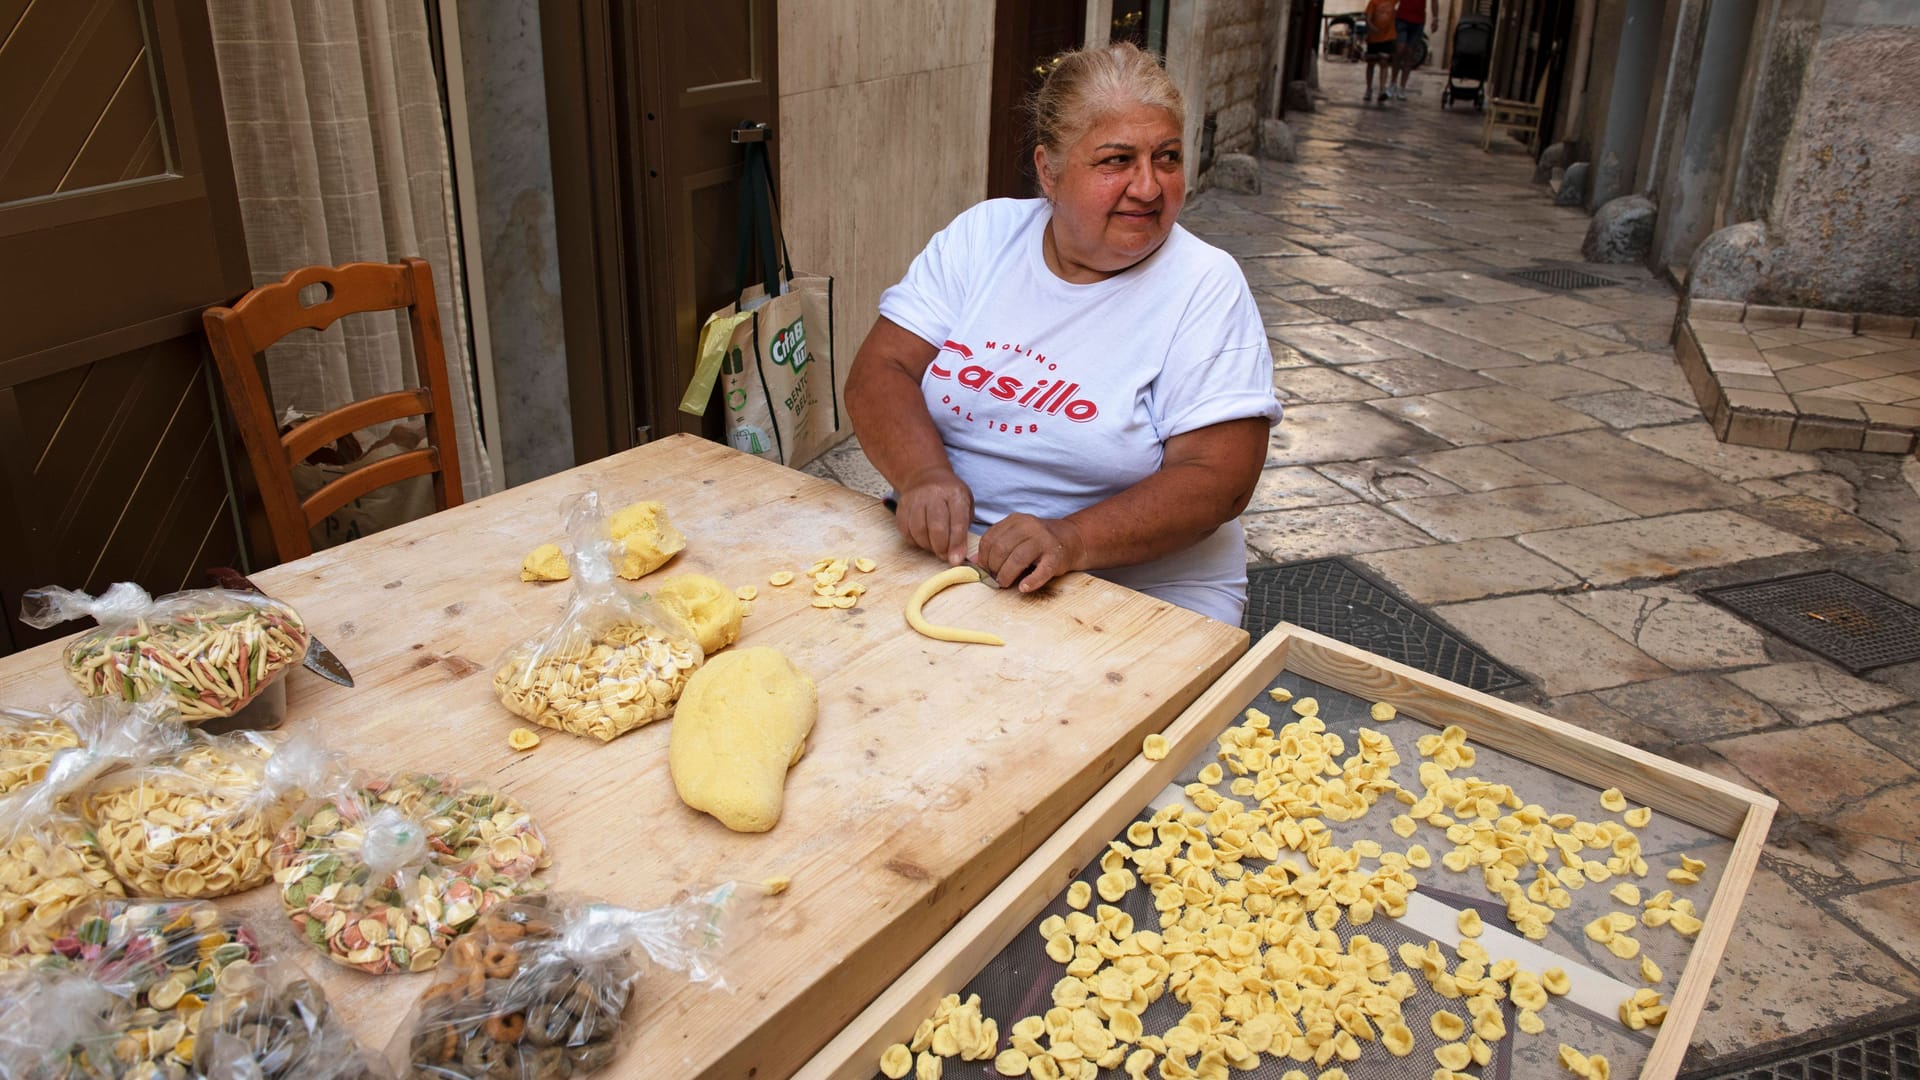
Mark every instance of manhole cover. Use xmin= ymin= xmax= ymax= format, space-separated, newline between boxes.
xmin=1243 ymin=558 xmax=1528 ymax=693
xmin=1683 ymin=1009 xmax=1920 ymax=1080
xmin=1700 ymin=571 xmax=1920 ymax=673
xmin=1296 ymin=297 xmax=1395 ymax=322
xmin=1509 ymin=267 xmax=1622 ymax=290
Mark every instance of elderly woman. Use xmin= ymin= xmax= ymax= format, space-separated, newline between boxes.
xmin=846 ymin=42 xmax=1281 ymax=625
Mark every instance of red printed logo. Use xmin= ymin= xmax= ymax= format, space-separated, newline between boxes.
xmin=929 ymin=339 xmax=1098 ymax=423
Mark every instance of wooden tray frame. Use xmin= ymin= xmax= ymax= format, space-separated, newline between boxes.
xmin=797 ymin=625 xmax=1777 ymax=1080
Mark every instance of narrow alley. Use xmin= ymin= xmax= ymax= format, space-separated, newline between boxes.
xmin=808 ymin=58 xmax=1920 ymax=1077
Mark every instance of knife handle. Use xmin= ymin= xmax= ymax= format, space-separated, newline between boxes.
xmin=205 ymin=566 xmax=262 ymax=595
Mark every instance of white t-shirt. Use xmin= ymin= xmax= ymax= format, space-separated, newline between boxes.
xmin=877 ymin=198 xmax=1282 ymax=624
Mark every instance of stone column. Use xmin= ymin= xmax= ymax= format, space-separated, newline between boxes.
xmin=1588 ymin=0 xmax=1663 ymax=208
xmin=1653 ymin=0 xmax=1761 ymax=269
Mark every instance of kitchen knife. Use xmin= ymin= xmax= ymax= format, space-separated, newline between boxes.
xmin=204 ymin=567 xmax=355 ymax=687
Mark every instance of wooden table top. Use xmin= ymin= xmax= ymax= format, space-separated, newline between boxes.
xmin=0 ymin=434 xmax=1247 ymax=1077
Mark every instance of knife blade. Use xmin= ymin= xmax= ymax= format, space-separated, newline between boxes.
xmin=204 ymin=567 xmax=355 ymax=687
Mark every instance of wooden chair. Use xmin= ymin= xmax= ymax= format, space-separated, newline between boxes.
xmin=1481 ymin=74 xmax=1551 ymax=153
xmin=202 ymin=258 xmax=464 ymax=563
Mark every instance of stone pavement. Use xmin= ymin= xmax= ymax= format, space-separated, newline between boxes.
xmin=806 ymin=60 xmax=1920 ymax=1070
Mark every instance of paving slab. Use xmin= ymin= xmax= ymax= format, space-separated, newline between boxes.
xmin=1348 ymin=318 xmax=1534 ymax=370
xmin=1736 ymin=493 xmax=1901 ymax=553
xmin=1392 ymin=270 xmax=1550 ymax=304
xmin=1691 ymin=865 xmax=1920 ymax=1060
xmin=1356 ymin=538 xmax=1581 ymax=605
xmin=1517 ymin=510 xmax=1819 ymax=585
xmin=1265 ymin=402 xmax=1449 ymax=466
xmin=1433 ymin=594 xmax=1670 ymax=696
xmin=1497 ymin=429 xmax=1750 ymax=515
xmin=1367 ymin=395 xmax=1515 ymax=445
xmin=1341 ymin=356 xmax=1492 ymax=396
xmin=1506 ymin=295 xmax=1626 ymax=327
xmin=1270 ymin=323 xmax=1424 ymax=366
xmin=1849 ymin=707 xmax=1920 ymax=770
xmin=811 ymin=437 xmax=890 ymax=500
xmin=1567 ymin=350 xmax=1697 ymax=402
xmin=1625 ymin=421 xmax=1820 ymax=481
xmin=1245 ymin=466 xmax=1360 ymax=513
xmin=1714 ymin=723 xmax=1916 ymax=818
xmin=1425 ymin=386 xmax=1603 ymax=438
xmin=1723 ymin=662 xmax=1911 ymax=724
xmin=1591 ymin=673 xmax=1784 ymax=741
xmin=1824 ymin=783 xmax=1920 ymax=875
xmin=1315 ymin=459 xmax=1463 ymax=501
xmin=1405 ymin=304 xmax=1577 ymax=348
xmin=1833 ymin=878 xmax=1920 ymax=972
xmin=1242 ymin=502 xmax=1435 ymax=562
xmin=1559 ymin=388 xmax=1703 ymax=428
xmin=1482 ymin=363 xmax=1629 ymax=399
xmin=1540 ymin=693 xmax=1676 ymax=749
xmin=1402 ymin=445 xmax=1562 ymax=491
xmin=1271 ymin=364 xmax=1383 ymax=404
xmin=1280 ymin=255 xmax=1399 ymax=288
xmin=1387 ymin=484 xmax=1636 ymax=541
xmin=1557 ymin=586 xmax=1772 ymax=671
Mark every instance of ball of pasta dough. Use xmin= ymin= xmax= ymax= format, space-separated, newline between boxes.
xmin=653 ymin=574 xmax=743 ymax=656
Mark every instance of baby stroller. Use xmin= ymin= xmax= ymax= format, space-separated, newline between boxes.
xmin=1442 ymin=14 xmax=1493 ymax=110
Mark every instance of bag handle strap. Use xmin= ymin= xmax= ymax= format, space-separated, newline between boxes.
xmin=732 ymin=124 xmax=792 ymax=298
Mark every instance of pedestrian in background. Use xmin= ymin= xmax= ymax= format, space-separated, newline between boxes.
xmin=1364 ymin=0 xmax=1398 ymax=105
xmin=1392 ymin=0 xmax=1432 ymax=101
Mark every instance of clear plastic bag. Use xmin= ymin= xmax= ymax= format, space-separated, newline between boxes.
xmin=0 ymin=703 xmax=90 ymax=796
xmin=0 ymin=964 xmax=121 ymax=1079
xmin=1 ymin=701 xmax=183 ymax=971
xmin=269 ymin=772 xmax=553 ymax=975
xmin=392 ymin=885 xmax=744 ymax=1079
xmin=20 ymin=583 xmax=312 ymax=724
xmin=492 ymin=494 xmax=704 ymax=742
xmin=80 ymin=729 xmax=343 ymax=900
xmin=20 ymin=900 xmax=389 ymax=1079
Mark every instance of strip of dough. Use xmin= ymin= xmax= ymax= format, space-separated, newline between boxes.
xmin=905 ymin=566 xmax=1004 ymax=646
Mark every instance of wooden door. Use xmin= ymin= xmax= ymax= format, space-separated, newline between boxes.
xmin=987 ymin=0 xmax=1087 ymax=199
xmin=0 ymin=0 xmax=251 ymax=655
xmin=542 ymin=0 xmax=779 ymax=460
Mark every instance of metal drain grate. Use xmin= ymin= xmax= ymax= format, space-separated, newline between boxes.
xmin=1684 ymin=1012 xmax=1920 ymax=1080
xmin=1700 ymin=571 xmax=1920 ymax=673
xmin=1296 ymin=297 xmax=1396 ymax=323
xmin=1243 ymin=558 xmax=1528 ymax=693
xmin=1510 ymin=267 xmax=1623 ymax=290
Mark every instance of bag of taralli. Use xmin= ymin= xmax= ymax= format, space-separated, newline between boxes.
xmin=26 ymin=900 xmax=386 ymax=1079
xmin=20 ymin=582 xmax=311 ymax=726
xmin=0 ymin=701 xmax=184 ymax=971
xmin=392 ymin=885 xmax=745 ymax=1079
xmin=79 ymin=728 xmax=342 ymax=900
xmin=269 ymin=771 xmax=553 ymax=976
xmin=492 ymin=494 xmax=704 ymax=742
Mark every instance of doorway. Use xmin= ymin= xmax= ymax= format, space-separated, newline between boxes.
xmin=988 ymin=0 xmax=1088 ymax=199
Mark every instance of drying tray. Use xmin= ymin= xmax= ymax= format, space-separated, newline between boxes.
xmin=798 ymin=625 xmax=1776 ymax=1080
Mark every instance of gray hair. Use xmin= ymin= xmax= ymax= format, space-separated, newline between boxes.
xmin=1027 ymin=42 xmax=1186 ymax=185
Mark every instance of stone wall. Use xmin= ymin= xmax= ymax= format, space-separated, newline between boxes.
xmin=1756 ymin=2 xmax=1920 ymax=315
xmin=1205 ymin=0 xmax=1275 ymax=158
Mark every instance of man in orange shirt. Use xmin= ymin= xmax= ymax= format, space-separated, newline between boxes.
xmin=1363 ymin=0 xmax=1398 ymax=105
xmin=1391 ymin=0 xmax=1432 ymax=101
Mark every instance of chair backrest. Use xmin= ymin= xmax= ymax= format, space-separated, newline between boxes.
xmin=202 ymin=257 xmax=464 ymax=564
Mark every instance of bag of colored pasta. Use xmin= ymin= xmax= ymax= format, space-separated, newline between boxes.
xmin=21 ymin=582 xmax=311 ymax=725
xmin=270 ymin=771 xmax=552 ymax=976
xmin=392 ymin=885 xmax=744 ymax=1079
xmin=81 ymin=728 xmax=342 ymax=900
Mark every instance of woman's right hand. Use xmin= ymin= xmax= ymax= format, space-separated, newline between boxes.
xmin=894 ymin=466 xmax=974 ymax=565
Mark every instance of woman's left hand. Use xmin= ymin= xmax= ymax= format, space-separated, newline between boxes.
xmin=978 ymin=514 xmax=1087 ymax=593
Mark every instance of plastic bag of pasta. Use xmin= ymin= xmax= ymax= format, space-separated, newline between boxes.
xmin=21 ymin=582 xmax=311 ymax=727
xmin=0 ymin=702 xmax=183 ymax=971
xmin=492 ymin=494 xmax=704 ymax=742
xmin=269 ymin=771 xmax=553 ymax=976
xmin=80 ymin=728 xmax=342 ymax=900
xmin=0 ymin=964 xmax=121 ymax=1079
xmin=393 ymin=885 xmax=744 ymax=1079
xmin=26 ymin=900 xmax=388 ymax=1079
xmin=0 ymin=702 xmax=93 ymax=796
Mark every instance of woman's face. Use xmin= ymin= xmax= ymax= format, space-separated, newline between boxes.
xmin=1036 ymin=103 xmax=1185 ymax=282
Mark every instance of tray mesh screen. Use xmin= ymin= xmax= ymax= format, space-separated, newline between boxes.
xmin=872 ymin=670 xmax=1732 ymax=1079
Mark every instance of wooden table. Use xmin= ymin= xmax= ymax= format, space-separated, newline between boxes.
xmin=0 ymin=435 xmax=1247 ymax=1078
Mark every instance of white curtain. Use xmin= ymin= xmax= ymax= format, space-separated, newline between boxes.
xmin=206 ymin=0 xmax=496 ymax=501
